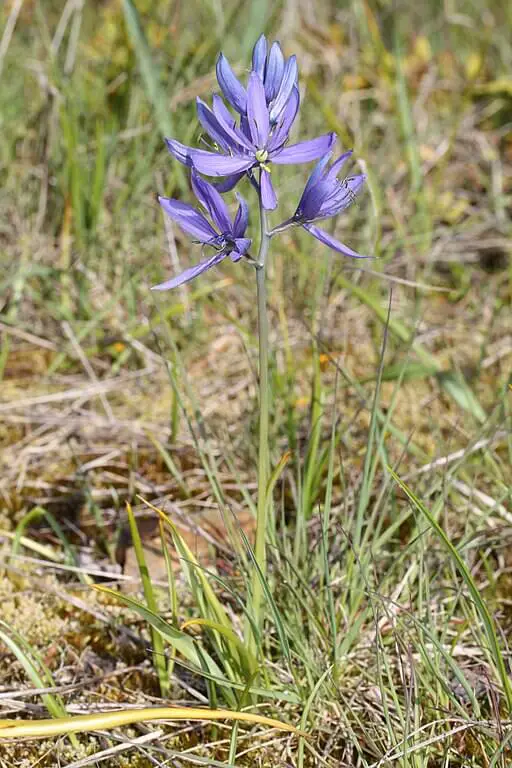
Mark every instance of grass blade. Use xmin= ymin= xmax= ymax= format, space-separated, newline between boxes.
xmin=388 ymin=468 xmax=512 ymax=712
xmin=0 ymin=706 xmax=303 ymax=740
xmin=126 ymin=502 xmax=170 ymax=696
xmin=121 ymin=0 xmax=177 ymax=146
xmin=0 ymin=622 xmax=78 ymax=748
xmin=335 ymin=273 xmax=487 ymax=423
xmin=91 ymin=584 xmax=227 ymax=686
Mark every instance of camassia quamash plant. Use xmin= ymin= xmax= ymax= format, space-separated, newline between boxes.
xmin=153 ymin=35 xmax=368 ymax=657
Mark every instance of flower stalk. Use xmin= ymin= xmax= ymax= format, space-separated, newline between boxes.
xmin=248 ymin=186 xmax=271 ymax=652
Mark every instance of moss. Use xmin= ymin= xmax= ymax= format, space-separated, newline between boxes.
xmin=0 ymin=576 xmax=67 ymax=650
xmin=0 ymin=738 xmax=102 ymax=768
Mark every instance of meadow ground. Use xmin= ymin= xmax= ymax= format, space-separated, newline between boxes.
xmin=0 ymin=0 xmax=511 ymax=765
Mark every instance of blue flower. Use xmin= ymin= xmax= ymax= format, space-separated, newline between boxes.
xmin=291 ymin=151 xmax=369 ymax=258
xmin=166 ymin=73 xmax=336 ymax=211
xmin=216 ymin=35 xmax=298 ymax=125
xmin=152 ymin=172 xmax=251 ymax=291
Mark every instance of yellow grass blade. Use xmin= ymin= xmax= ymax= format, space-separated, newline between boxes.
xmin=0 ymin=706 xmax=304 ymax=740
xmin=140 ymin=498 xmax=232 ymax=630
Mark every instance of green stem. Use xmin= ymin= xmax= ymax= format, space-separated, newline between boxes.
xmin=247 ymin=192 xmax=271 ymax=654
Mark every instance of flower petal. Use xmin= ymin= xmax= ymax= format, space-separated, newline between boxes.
xmin=267 ymin=85 xmax=299 ymax=151
xmin=316 ymin=174 xmax=366 ymax=218
xmin=196 ymin=98 xmax=234 ymax=151
xmin=190 ymin=150 xmax=254 ymax=177
xmin=152 ymin=250 xmax=228 ymax=291
xmin=260 ymin=169 xmax=277 ymax=210
xmin=325 ymin=150 xmax=353 ymax=182
xmin=216 ymin=53 xmax=247 ymax=114
xmin=272 ymin=132 xmax=337 ymax=164
xmin=240 ymin=114 xmax=253 ymax=142
xmin=247 ymin=72 xmax=270 ymax=147
xmin=298 ymin=152 xmax=333 ymax=205
xmin=191 ymin=170 xmax=232 ymax=233
xmin=158 ymin=196 xmax=217 ymax=242
xmin=252 ymin=34 xmax=267 ymax=79
xmin=211 ymin=94 xmax=254 ymax=151
xmin=303 ymin=223 xmax=369 ymax=258
xmin=233 ymin=237 xmax=251 ymax=254
xmin=212 ymin=95 xmax=236 ymax=129
xmin=298 ymin=179 xmax=334 ymax=220
xmin=165 ymin=138 xmax=194 ymax=167
xmin=265 ymin=42 xmax=284 ymax=101
xmin=346 ymin=173 xmax=367 ymax=196
xmin=269 ymin=55 xmax=298 ymax=122
xmin=233 ymin=193 xmax=249 ymax=237
xmin=214 ymin=171 xmax=247 ymax=192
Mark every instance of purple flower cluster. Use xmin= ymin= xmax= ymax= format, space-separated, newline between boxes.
xmin=154 ymin=172 xmax=251 ymax=291
xmin=276 ymin=150 xmax=368 ymax=258
xmin=153 ymin=35 xmax=367 ymax=291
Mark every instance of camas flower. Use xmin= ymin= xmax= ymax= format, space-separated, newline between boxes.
xmin=152 ymin=172 xmax=251 ymax=291
xmin=166 ymin=73 xmax=336 ymax=211
xmin=216 ymin=34 xmax=298 ymax=125
xmin=287 ymin=150 xmax=368 ymax=257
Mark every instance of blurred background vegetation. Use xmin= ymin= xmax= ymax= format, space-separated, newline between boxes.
xmin=0 ymin=0 xmax=511 ymax=765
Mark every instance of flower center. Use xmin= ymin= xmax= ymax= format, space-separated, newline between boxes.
xmin=255 ymin=149 xmax=268 ymax=163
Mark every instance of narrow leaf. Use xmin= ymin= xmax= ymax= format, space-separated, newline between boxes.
xmin=0 ymin=706 xmax=304 ymax=740
xmin=388 ymin=468 xmax=512 ymax=711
